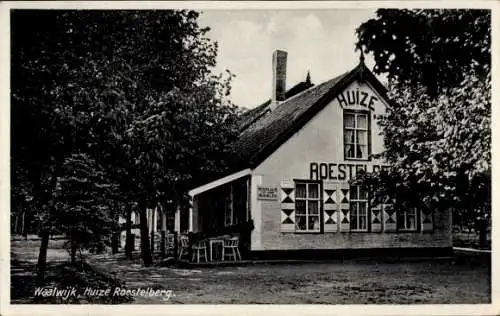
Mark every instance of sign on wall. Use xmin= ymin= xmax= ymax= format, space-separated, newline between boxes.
xmin=336 ymin=88 xmax=379 ymax=110
xmin=257 ymin=186 xmax=279 ymax=200
xmin=310 ymin=162 xmax=390 ymax=181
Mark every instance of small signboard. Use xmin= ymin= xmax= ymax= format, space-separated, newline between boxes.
xmin=257 ymin=186 xmax=278 ymax=201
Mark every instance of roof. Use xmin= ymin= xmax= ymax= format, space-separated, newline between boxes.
xmin=226 ymin=61 xmax=389 ymax=173
xmin=237 ymin=80 xmax=314 ymax=131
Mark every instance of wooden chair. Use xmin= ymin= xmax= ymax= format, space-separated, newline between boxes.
xmin=166 ymin=233 xmax=175 ymax=255
xmin=222 ymin=237 xmax=241 ymax=261
xmin=178 ymin=235 xmax=190 ymax=260
xmin=192 ymin=239 xmax=208 ymax=263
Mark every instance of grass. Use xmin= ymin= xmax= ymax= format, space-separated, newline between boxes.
xmin=10 ymin=238 xmax=132 ymax=304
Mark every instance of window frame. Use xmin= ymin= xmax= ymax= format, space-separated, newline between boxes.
xmin=294 ymin=180 xmax=322 ymax=233
xmin=343 ymin=110 xmax=371 ymax=161
xmin=398 ymin=207 xmax=419 ymax=232
xmin=349 ymin=185 xmax=369 ymax=232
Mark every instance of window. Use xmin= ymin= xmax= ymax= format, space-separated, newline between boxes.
xmin=344 ymin=112 xmax=369 ymax=159
xmin=295 ymin=182 xmax=321 ymax=232
xmin=350 ymin=185 xmax=368 ymax=231
xmin=398 ymin=208 xmax=417 ymax=231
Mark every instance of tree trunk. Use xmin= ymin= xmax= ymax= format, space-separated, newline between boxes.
xmin=139 ymin=206 xmax=153 ymax=265
xmin=150 ymin=230 xmax=155 ymax=255
xmin=111 ymin=233 xmax=119 ymax=254
xmin=14 ymin=212 xmax=19 ymax=235
xmin=33 ymin=166 xmax=60 ymax=286
xmin=125 ymin=205 xmax=133 ymax=259
xmin=478 ymin=218 xmax=487 ymax=249
xmin=479 ymin=228 xmax=487 ymax=249
xmin=70 ymin=238 xmax=77 ymax=265
xmin=36 ymin=230 xmax=50 ymax=286
xmin=21 ymin=211 xmax=26 ymax=237
xmin=23 ymin=211 xmax=30 ymax=239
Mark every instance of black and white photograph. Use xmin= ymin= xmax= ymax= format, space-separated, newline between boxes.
xmin=2 ymin=1 xmax=497 ymax=314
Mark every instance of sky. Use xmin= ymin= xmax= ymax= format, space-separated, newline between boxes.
xmin=198 ymin=9 xmax=383 ymax=109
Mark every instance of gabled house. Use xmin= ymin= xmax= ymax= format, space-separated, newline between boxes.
xmin=184 ymin=50 xmax=452 ymax=259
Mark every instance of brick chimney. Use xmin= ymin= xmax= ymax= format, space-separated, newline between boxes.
xmin=270 ymin=50 xmax=287 ymax=111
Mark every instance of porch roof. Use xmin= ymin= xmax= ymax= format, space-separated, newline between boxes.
xmin=188 ymin=168 xmax=252 ymax=197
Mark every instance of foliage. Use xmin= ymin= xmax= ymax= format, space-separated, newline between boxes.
xmin=54 ymin=153 xmax=119 ymax=252
xmin=355 ymin=9 xmax=491 ymax=218
xmin=11 ymin=10 xmax=239 ymax=266
xmin=356 ymin=9 xmax=490 ymax=93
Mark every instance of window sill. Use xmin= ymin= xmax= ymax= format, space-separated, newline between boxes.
xmin=291 ymin=231 xmax=322 ymax=234
xmin=344 ymin=157 xmax=371 ymax=162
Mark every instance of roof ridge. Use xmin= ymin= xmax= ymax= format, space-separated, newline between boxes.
xmin=238 ymin=79 xmax=314 ymax=133
xmin=241 ymin=71 xmax=351 ymax=136
xmin=270 ymin=72 xmax=349 ymax=114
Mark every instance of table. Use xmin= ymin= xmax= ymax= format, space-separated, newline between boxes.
xmin=208 ymin=238 xmax=224 ymax=261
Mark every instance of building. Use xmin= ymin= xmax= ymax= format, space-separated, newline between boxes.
xmin=184 ymin=50 xmax=453 ymax=259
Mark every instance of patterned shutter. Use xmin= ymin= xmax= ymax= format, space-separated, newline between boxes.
xmin=420 ymin=208 xmax=434 ymax=232
xmin=382 ymin=196 xmax=396 ymax=232
xmin=323 ymin=181 xmax=338 ymax=232
xmin=280 ymin=180 xmax=295 ymax=233
xmin=339 ymin=182 xmax=350 ymax=232
xmin=370 ymin=195 xmax=382 ymax=232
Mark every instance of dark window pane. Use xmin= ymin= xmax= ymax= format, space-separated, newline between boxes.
xmin=360 ymin=187 xmax=368 ymax=200
xmin=295 ymin=216 xmax=306 ymax=231
xmin=308 ymin=184 xmax=319 ymax=198
xmin=357 ymin=130 xmax=368 ymax=145
xmin=309 ymin=201 xmax=319 ymax=215
xmin=357 ymin=114 xmax=368 ymax=129
xmin=344 ymin=113 xmax=355 ymax=128
xmin=359 ymin=202 xmax=367 ymax=214
xmin=350 ymin=186 xmax=358 ymax=199
xmin=356 ymin=145 xmax=367 ymax=159
xmin=309 ymin=216 xmax=320 ymax=230
xmin=360 ymin=215 xmax=367 ymax=230
xmin=345 ymin=144 xmax=355 ymax=158
xmin=296 ymin=183 xmax=306 ymax=198
xmin=350 ymin=214 xmax=358 ymax=230
xmin=296 ymin=200 xmax=306 ymax=215
xmin=397 ymin=212 xmax=404 ymax=228
xmin=350 ymin=203 xmax=357 ymax=213
xmin=344 ymin=130 xmax=354 ymax=144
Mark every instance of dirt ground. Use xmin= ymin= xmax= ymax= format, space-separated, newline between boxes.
xmin=11 ymin=238 xmax=491 ymax=304
xmin=87 ymin=254 xmax=490 ymax=304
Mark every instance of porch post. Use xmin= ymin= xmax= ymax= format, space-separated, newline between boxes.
xmin=160 ymin=204 xmax=167 ymax=255
xmin=161 ymin=205 xmax=167 ymax=232
xmin=230 ymin=183 xmax=234 ymax=225
xmin=188 ymin=194 xmax=193 ymax=232
xmin=189 ymin=193 xmax=199 ymax=233
xmin=150 ymin=208 xmax=156 ymax=253
xmin=174 ymin=205 xmax=181 ymax=233
xmin=246 ymin=178 xmax=251 ymax=222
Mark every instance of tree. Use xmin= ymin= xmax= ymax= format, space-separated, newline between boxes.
xmin=54 ymin=153 xmax=119 ymax=264
xmin=69 ymin=10 xmax=240 ymax=264
xmin=11 ymin=9 xmax=239 ymax=275
xmin=11 ymin=10 xmax=94 ymax=284
xmin=355 ymin=9 xmax=491 ymax=245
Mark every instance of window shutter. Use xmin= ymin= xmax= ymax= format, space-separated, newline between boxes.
xmin=323 ymin=181 xmax=338 ymax=232
xmin=280 ymin=180 xmax=295 ymax=233
xmin=420 ymin=208 xmax=434 ymax=232
xmin=382 ymin=196 xmax=396 ymax=232
xmin=370 ymin=195 xmax=382 ymax=232
xmin=339 ymin=182 xmax=350 ymax=232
